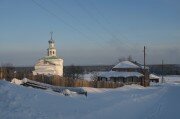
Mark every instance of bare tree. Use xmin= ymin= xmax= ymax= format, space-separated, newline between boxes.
xmin=118 ymin=57 xmax=126 ymax=62
xmin=90 ymin=72 xmax=99 ymax=81
xmin=64 ymin=65 xmax=84 ymax=80
xmin=1 ymin=63 xmax=14 ymax=81
xmin=118 ymin=55 xmax=133 ymax=62
xmin=127 ymin=55 xmax=133 ymax=61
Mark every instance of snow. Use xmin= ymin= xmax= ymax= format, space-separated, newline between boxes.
xmin=150 ymin=74 xmax=160 ymax=79
xmin=120 ymin=84 xmax=145 ymax=90
xmin=82 ymin=87 xmax=110 ymax=93
xmin=62 ymin=89 xmax=77 ymax=96
xmin=113 ymin=61 xmax=140 ymax=69
xmin=82 ymin=73 xmax=93 ymax=81
xmin=11 ymin=78 xmax=23 ymax=85
xmin=1 ymin=75 xmax=180 ymax=119
xmin=99 ymin=70 xmax=143 ymax=78
xmin=164 ymin=75 xmax=180 ymax=84
xmin=82 ymin=84 xmax=144 ymax=93
xmin=17 ymin=78 xmax=86 ymax=94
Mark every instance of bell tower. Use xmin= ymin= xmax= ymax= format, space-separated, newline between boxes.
xmin=47 ymin=32 xmax=57 ymax=57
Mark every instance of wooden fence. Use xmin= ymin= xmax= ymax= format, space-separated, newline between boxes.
xmin=26 ymin=74 xmax=124 ymax=88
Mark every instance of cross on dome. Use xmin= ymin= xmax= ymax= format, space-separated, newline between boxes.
xmin=48 ymin=32 xmax=55 ymax=43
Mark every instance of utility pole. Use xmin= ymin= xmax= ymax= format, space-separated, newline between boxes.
xmin=144 ymin=46 xmax=146 ymax=70
xmin=0 ymin=63 xmax=2 ymax=79
xmin=0 ymin=66 xmax=2 ymax=79
xmin=162 ymin=60 xmax=164 ymax=83
xmin=143 ymin=46 xmax=146 ymax=86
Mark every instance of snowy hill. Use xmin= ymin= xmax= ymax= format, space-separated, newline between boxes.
xmin=1 ymin=76 xmax=180 ymax=119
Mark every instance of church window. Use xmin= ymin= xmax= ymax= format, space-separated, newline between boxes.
xmin=50 ymin=51 xmax=52 ymax=55
xmin=53 ymin=51 xmax=54 ymax=54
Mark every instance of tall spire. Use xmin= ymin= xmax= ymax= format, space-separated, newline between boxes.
xmin=50 ymin=31 xmax=53 ymax=40
xmin=48 ymin=32 xmax=56 ymax=57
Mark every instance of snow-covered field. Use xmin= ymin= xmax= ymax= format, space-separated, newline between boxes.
xmin=0 ymin=75 xmax=180 ymax=119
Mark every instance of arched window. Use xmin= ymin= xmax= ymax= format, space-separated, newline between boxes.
xmin=50 ymin=51 xmax=52 ymax=55
xmin=53 ymin=51 xmax=54 ymax=54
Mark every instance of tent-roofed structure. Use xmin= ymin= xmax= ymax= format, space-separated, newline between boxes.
xmin=113 ymin=61 xmax=140 ymax=69
xmin=98 ymin=60 xmax=150 ymax=86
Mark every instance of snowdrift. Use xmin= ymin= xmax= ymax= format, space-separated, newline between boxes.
xmin=1 ymin=78 xmax=180 ymax=119
xmin=11 ymin=78 xmax=86 ymax=95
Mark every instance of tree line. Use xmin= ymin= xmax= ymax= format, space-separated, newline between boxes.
xmin=0 ymin=63 xmax=124 ymax=88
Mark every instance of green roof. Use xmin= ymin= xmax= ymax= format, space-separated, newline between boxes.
xmin=48 ymin=47 xmax=56 ymax=49
xmin=41 ymin=56 xmax=59 ymax=60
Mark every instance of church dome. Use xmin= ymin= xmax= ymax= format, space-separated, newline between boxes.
xmin=48 ymin=39 xmax=55 ymax=44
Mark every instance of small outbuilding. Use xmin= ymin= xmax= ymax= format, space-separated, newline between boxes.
xmin=149 ymin=74 xmax=160 ymax=83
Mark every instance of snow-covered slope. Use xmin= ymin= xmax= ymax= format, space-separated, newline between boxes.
xmin=1 ymin=77 xmax=180 ymax=119
xmin=164 ymin=75 xmax=180 ymax=84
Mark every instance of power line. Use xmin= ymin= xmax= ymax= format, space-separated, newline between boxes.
xmin=88 ymin=0 xmax=131 ymax=48
xmin=77 ymin=1 xmax=110 ymax=34
xmin=75 ymin=0 xmax=134 ymax=53
xmin=92 ymin=1 xmax=130 ymax=39
xmin=162 ymin=60 xmax=164 ymax=83
xmin=49 ymin=0 xmax=105 ymax=42
xmin=31 ymin=0 xmax=91 ymax=41
xmin=88 ymin=0 xmax=112 ymax=27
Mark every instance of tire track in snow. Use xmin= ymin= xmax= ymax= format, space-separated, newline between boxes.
xmin=145 ymin=85 xmax=170 ymax=119
xmin=81 ymin=86 xmax=167 ymax=119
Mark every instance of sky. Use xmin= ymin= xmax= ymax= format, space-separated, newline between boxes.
xmin=0 ymin=0 xmax=180 ymax=66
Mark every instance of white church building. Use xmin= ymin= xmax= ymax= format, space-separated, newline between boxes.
xmin=33 ymin=34 xmax=63 ymax=76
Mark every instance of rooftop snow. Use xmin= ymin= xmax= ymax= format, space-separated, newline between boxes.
xmin=150 ymin=74 xmax=160 ymax=79
xmin=113 ymin=61 xmax=140 ymax=69
xmin=98 ymin=71 xmax=144 ymax=78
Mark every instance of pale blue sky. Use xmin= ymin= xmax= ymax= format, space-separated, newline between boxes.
xmin=0 ymin=0 xmax=180 ymax=66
